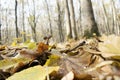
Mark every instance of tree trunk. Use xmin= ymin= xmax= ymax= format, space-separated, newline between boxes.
xmin=65 ymin=0 xmax=72 ymax=40
xmin=56 ymin=0 xmax=64 ymax=42
xmin=28 ymin=0 xmax=37 ymax=42
xmin=81 ymin=0 xmax=100 ymax=38
xmin=102 ymin=0 xmax=110 ymax=35
xmin=22 ymin=0 xmax=26 ymax=42
xmin=45 ymin=0 xmax=52 ymax=36
xmin=5 ymin=9 xmax=9 ymax=42
xmin=0 ymin=0 xmax=1 ymax=44
xmin=69 ymin=0 xmax=78 ymax=40
xmin=15 ymin=0 xmax=19 ymax=38
xmin=0 ymin=24 xmax=1 ymax=44
xmin=111 ymin=0 xmax=120 ymax=35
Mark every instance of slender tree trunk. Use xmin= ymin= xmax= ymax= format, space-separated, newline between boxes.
xmin=81 ymin=0 xmax=100 ymax=38
xmin=5 ymin=9 xmax=8 ymax=42
xmin=22 ymin=0 xmax=26 ymax=42
xmin=33 ymin=0 xmax=37 ymax=42
xmin=15 ymin=0 xmax=19 ymax=38
xmin=45 ymin=0 xmax=52 ymax=36
xmin=65 ymin=0 xmax=72 ymax=40
xmin=0 ymin=0 xmax=2 ymax=44
xmin=111 ymin=0 xmax=120 ymax=35
xmin=78 ymin=0 xmax=83 ymax=36
xmin=0 ymin=24 xmax=1 ymax=44
xmin=56 ymin=0 xmax=64 ymax=42
xmin=69 ymin=0 xmax=78 ymax=40
xmin=102 ymin=0 xmax=110 ymax=35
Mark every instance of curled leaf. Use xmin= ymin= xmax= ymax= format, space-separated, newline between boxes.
xmin=85 ymin=61 xmax=113 ymax=72
xmin=37 ymin=42 xmax=48 ymax=53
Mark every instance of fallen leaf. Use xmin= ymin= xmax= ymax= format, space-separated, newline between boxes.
xmin=6 ymin=65 xmax=59 ymax=80
xmin=61 ymin=71 xmax=74 ymax=80
xmin=44 ymin=54 xmax=60 ymax=66
xmin=85 ymin=61 xmax=113 ymax=72
xmin=0 ymin=45 xmax=6 ymax=51
xmin=19 ymin=49 xmax=39 ymax=59
xmin=37 ymin=42 xmax=48 ymax=53
xmin=0 ymin=58 xmax=32 ymax=70
xmin=99 ymin=35 xmax=120 ymax=54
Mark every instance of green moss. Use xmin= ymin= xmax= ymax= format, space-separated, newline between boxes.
xmin=83 ymin=25 xmax=100 ymax=39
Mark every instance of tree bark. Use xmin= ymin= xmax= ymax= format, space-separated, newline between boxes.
xmin=15 ymin=0 xmax=19 ymax=38
xmin=102 ymin=0 xmax=110 ymax=35
xmin=56 ymin=0 xmax=64 ymax=42
xmin=22 ymin=0 xmax=26 ymax=42
xmin=32 ymin=0 xmax=37 ymax=42
xmin=5 ymin=9 xmax=8 ymax=42
xmin=45 ymin=0 xmax=52 ymax=36
xmin=0 ymin=0 xmax=1 ymax=44
xmin=65 ymin=0 xmax=72 ymax=40
xmin=69 ymin=0 xmax=78 ymax=40
xmin=81 ymin=0 xmax=100 ymax=38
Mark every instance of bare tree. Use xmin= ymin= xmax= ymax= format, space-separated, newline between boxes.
xmin=110 ymin=0 xmax=120 ymax=35
xmin=69 ymin=0 xmax=78 ymax=40
xmin=0 ymin=0 xmax=1 ymax=44
xmin=81 ymin=0 xmax=100 ymax=38
xmin=21 ymin=0 xmax=26 ymax=42
xmin=65 ymin=0 xmax=72 ymax=40
xmin=5 ymin=9 xmax=9 ymax=42
xmin=15 ymin=0 xmax=19 ymax=38
xmin=28 ymin=0 xmax=37 ymax=42
xmin=45 ymin=0 xmax=52 ymax=36
xmin=56 ymin=0 xmax=64 ymax=42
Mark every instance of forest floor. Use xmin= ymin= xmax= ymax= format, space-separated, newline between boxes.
xmin=0 ymin=34 xmax=120 ymax=80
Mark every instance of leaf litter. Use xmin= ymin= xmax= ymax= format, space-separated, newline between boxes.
xmin=0 ymin=35 xmax=120 ymax=80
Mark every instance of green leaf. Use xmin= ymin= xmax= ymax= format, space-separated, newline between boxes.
xmin=7 ymin=65 xmax=59 ymax=80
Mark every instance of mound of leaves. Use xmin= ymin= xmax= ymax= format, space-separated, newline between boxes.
xmin=0 ymin=35 xmax=120 ymax=80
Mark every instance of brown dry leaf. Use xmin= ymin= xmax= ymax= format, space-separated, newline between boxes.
xmin=0 ymin=45 xmax=6 ymax=51
xmin=20 ymin=49 xmax=39 ymax=59
xmin=61 ymin=71 xmax=92 ymax=80
xmin=36 ymin=42 xmax=48 ymax=54
xmin=74 ymin=73 xmax=92 ymax=80
xmin=61 ymin=71 xmax=74 ymax=80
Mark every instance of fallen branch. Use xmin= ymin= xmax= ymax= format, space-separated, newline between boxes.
xmin=60 ymin=41 xmax=86 ymax=53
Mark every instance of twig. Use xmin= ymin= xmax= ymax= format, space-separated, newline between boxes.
xmin=61 ymin=41 xmax=86 ymax=53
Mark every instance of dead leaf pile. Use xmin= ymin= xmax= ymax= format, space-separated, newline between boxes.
xmin=0 ymin=35 xmax=120 ymax=80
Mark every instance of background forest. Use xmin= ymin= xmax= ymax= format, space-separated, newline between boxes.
xmin=0 ymin=0 xmax=120 ymax=44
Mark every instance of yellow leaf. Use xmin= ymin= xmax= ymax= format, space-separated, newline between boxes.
xmin=27 ymin=42 xmax=36 ymax=49
xmin=20 ymin=41 xmax=37 ymax=50
xmin=99 ymin=35 xmax=120 ymax=54
xmin=11 ymin=41 xmax=17 ymax=47
xmin=7 ymin=65 xmax=59 ymax=80
xmin=44 ymin=55 xmax=60 ymax=66
xmin=0 ymin=58 xmax=32 ymax=70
